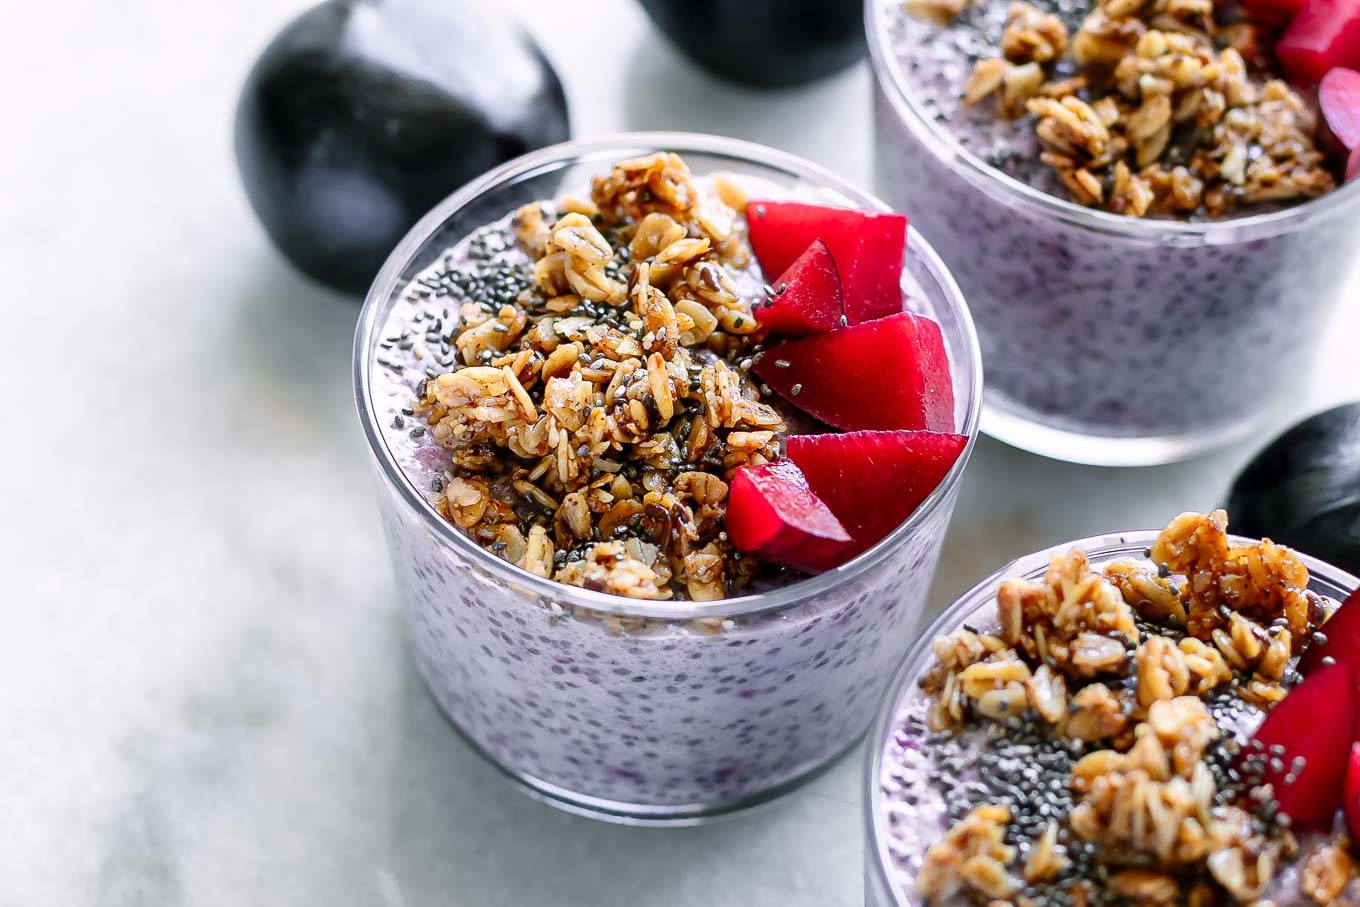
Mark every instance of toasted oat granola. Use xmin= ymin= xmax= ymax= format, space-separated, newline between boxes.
xmin=910 ymin=511 xmax=1352 ymax=906
xmin=908 ymin=0 xmax=1339 ymax=217
xmin=406 ymin=154 xmax=786 ymax=601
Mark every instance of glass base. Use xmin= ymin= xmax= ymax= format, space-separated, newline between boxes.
xmin=423 ymin=677 xmax=861 ymax=827
xmin=981 ymin=392 xmax=1272 ymax=467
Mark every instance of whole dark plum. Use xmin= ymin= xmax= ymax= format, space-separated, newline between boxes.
xmin=235 ymin=0 xmax=570 ymax=296
xmin=637 ymin=0 xmax=866 ymax=88
xmin=1225 ymin=403 xmax=1360 ymax=575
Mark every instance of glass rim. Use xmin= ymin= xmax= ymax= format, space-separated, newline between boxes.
xmin=863 ymin=0 xmax=1360 ymax=244
xmin=353 ymin=131 xmax=984 ymax=621
xmin=861 ymin=527 xmax=1360 ymax=907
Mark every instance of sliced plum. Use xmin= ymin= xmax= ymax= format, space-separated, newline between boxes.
xmin=1276 ymin=0 xmax=1360 ymax=86
xmin=752 ymin=312 xmax=954 ymax=433
xmin=726 ymin=459 xmax=852 ymax=573
xmin=746 ymin=201 xmax=907 ymax=325
xmin=753 ymin=239 xmax=845 ymax=337
xmin=1321 ymin=67 xmax=1360 ymax=149
xmin=1298 ymin=589 xmax=1360 ymax=675
xmin=786 ymin=430 xmax=966 ymax=562
xmin=1245 ymin=661 xmax=1355 ymax=831
xmin=1345 ymin=743 xmax=1360 ymax=840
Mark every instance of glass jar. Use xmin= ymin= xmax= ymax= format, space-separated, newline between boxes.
xmin=863 ymin=529 xmax=1359 ymax=904
xmin=354 ymin=133 xmax=983 ymax=824
xmin=866 ymin=0 xmax=1360 ymax=466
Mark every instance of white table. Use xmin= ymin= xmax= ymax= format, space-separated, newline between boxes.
xmin=3 ymin=1 xmax=1356 ymax=904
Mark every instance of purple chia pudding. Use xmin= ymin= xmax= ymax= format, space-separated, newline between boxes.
xmin=353 ymin=135 xmax=982 ymax=823
xmin=867 ymin=0 xmax=1360 ymax=465
xmin=865 ymin=515 xmax=1360 ymax=905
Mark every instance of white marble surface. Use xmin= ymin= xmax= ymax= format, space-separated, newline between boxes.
xmin=1 ymin=1 xmax=1357 ymax=905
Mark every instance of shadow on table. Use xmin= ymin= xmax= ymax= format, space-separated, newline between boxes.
xmin=220 ymin=250 xmax=357 ymax=412
xmin=375 ymin=653 xmax=863 ymax=907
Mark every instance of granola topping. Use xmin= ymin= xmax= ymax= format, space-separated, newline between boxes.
xmin=904 ymin=0 xmax=1340 ymax=218
xmin=384 ymin=154 xmax=796 ymax=602
xmin=891 ymin=511 xmax=1357 ymax=906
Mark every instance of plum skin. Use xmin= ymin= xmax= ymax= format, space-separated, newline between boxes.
xmin=234 ymin=0 xmax=570 ymax=296
xmin=637 ymin=0 xmax=866 ymax=88
xmin=1225 ymin=403 xmax=1360 ymax=575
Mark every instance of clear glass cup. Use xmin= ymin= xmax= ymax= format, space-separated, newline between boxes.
xmin=353 ymin=133 xmax=983 ymax=825
xmin=862 ymin=530 xmax=1360 ymax=905
xmin=865 ymin=0 xmax=1360 ymax=467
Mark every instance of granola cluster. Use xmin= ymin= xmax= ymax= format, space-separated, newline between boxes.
xmin=913 ymin=511 xmax=1344 ymax=906
xmin=1151 ymin=509 xmax=1322 ymax=648
xmin=414 ymin=154 xmax=784 ymax=601
xmin=919 ymin=0 xmax=1338 ymax=217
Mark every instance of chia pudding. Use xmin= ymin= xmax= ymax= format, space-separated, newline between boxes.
xmin=354 ymin=135 xmax=982 ymax=822
xmin=867 ymin=0 xmax=1360 ymax=465
xmin=866 ymin=511 xmax=1360 ymax=905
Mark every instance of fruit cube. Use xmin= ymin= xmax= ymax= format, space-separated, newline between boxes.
xmin=1298 ymin=588 xmax=1360 ymax=675
xmin=752 ymin=312 xmax=954 ymax=432
xmin=747 ymin=201 xmax=907 ymax=324
xmin=1246 ymin=661 xmax=1355 ymax=830
xmin=726 ymin=459 xmax=852 ymax=574
xmin=786 ymin=430 xmax=966 ymax=562
xmin=753 ymin=239 xmax=845 ymax=337
xmin=1277 ymin=0 xmax=1360 ymax=86
xmin=1321 ymin=67 xmax=1360 ymax=149
xmin=1344 ymin=743 xmax=1360 ymax=840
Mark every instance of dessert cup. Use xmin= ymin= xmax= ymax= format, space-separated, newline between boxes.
xmin=866 ymin=0 xmax=1360 ymax=466
xmin=863 ymin=529 xmax=1360 ymax=905
xmin=354 ymin=133 xmax=983 ymax=825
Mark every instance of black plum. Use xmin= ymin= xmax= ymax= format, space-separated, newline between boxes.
xmin=637 ymin=0 xmax=866 ymax=88
xmin=235 ymin=0 xmax=570 ymax=296
xmin=1225 ymin=403 xmax=1360 ymax=575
